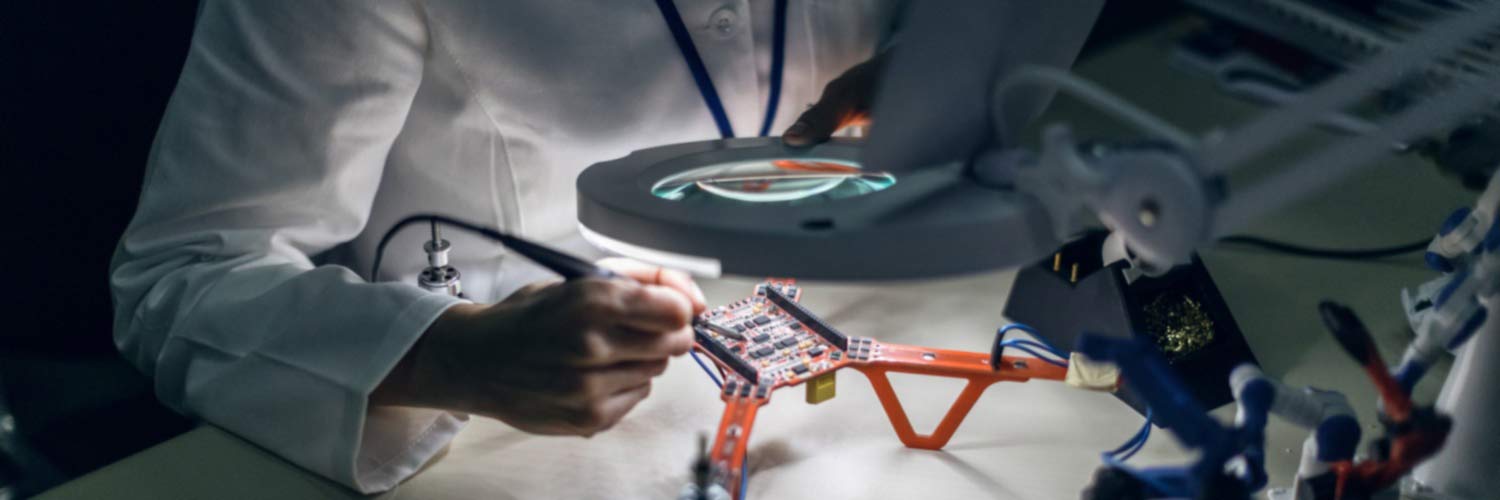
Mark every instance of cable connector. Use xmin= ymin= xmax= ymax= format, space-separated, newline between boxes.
xmin=418 ymin=221 xmax=462 ymax=297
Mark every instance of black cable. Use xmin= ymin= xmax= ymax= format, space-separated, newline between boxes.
xmin=1218 ymin=235 xmax=1429 ymax=260
xmin=373 ymin=213 xmax=617 ymax=282
xmin=370 ymin=214 xmax=513 ymax=280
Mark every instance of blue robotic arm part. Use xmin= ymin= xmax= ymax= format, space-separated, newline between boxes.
xmin=1075 ymin=336 xmax=1221 ymax=448
xmin=1080 ymin=299 xmax=1455 ymax=500
xmin=1075 ymin=335 xmax=1250 ymax=499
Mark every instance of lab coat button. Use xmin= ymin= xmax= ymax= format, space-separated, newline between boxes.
xmin=708 ymin=7 xmax=738 ymax=38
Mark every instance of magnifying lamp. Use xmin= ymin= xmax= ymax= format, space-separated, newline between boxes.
xmin=575 ymin=137 xmax=1060 ymax=280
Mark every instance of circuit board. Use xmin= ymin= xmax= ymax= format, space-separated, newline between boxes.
xmin=694 ymin=280 xmax=874 ymax=397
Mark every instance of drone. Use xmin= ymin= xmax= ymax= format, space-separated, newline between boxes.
xmin=674 ymin=279 xmax=1117 ymax=500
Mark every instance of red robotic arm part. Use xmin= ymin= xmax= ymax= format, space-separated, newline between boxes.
xmin=1320 ymin=301 xmax=1452 ymax=500
xmin=694 ymin=280 xmax=1073 ymax=499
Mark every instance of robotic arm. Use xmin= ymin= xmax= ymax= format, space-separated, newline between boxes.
xmin=1396 ymin=173 xmax=1500 ymax=393
xmin=1078 ymin=301 xmax=1453 ymax=500
xmin=1075 ymin=334 xmax=1250 ymax=500
xmin=1230 ymin=364 xmax=1361 ymax=499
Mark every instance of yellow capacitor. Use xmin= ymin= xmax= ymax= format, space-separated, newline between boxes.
xmin=805 ymin=372 xmax=836 ymax=405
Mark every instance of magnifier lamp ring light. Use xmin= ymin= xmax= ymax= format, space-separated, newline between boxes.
xmin=576 ymin=137 xmax=1062 ymax=280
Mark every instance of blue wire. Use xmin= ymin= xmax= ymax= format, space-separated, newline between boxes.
xmin=1096 ymin=409 xmax=1172 ymax=495
xmin=1117 ymin=421 xmax=1151 ymax=462
xmin=756 ymin=0 xmax=789 ymax=137
xmin=689 ymin=350 xmax=746 ymax=497
xmin=1104 ymin=408 xmax=1153 ymax=461
xmin=1006 ymin=345 xmax=1070 ymax=368
xmin=996 ymin=340 xmax=1069 ymax=367
xmin=998 ymin=323 xmax=1065 ymax=354
xmin=998 ymin=323 xmax=1041 ymax=337
xmin=992 ymin=323 xmax=1069 ymax=367
xmin=1007 ymin=339 xmax=1068 ymax=358
xmin=689 ymin=350 xmax=723 ymax=388
xmin=739 ymin=454 xmax=749 ymax=499
xmin=653 ymin=0 xmax=735 ymax=139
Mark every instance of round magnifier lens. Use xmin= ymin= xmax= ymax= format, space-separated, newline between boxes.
xmin=650 ymin=158 xmax=896 ymax=203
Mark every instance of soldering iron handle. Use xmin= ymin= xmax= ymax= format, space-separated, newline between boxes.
xmin=495 ymin=233 xmax=622 ymax=281
xmin=373 ymin=213 xmax=622 ymax=283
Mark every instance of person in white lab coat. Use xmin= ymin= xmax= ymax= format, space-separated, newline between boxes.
xmin=109 ymin=0 xmax=903 ymax=493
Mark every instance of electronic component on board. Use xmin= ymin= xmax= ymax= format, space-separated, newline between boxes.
xmin=694 ymin=323 xmax=760 ymax=381
xmin=704 ymin=320 xmax=745 ymax=340
xmin=806 ymin=372 xmax=837 ymax=405
xmin=763 ymin=286 xmax=849 ymax=350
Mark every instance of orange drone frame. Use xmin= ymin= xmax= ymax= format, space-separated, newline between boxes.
xmin=691 ymin=280 xmax=1072 ymax=498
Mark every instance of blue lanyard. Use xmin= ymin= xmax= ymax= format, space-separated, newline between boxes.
xmin=654 ymin=0 xmax=789 ymax=139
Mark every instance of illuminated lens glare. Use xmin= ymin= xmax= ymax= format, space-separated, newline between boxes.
xmin=651 ymin=158 xmax=895 ymax=203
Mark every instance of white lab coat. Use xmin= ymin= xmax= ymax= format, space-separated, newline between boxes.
xmin=110 ymin=0 xmax=896 ymax=493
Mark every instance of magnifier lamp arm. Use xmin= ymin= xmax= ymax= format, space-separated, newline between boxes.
xmin=997 ymin=79 xmax=1497 ymax=276
xmin=978 ymin=5 xmax=1499 ymax=275
xmin=980 ymin=124 xmax=1215 ymax=275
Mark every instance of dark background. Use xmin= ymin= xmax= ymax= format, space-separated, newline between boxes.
xmin=0 ymin=1 xmax=1177 ymax=496
xmin=4 ymin=2 xmax=200 ymax=496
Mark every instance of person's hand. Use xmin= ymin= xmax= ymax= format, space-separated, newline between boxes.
xmin=782 ymin=52 xmax=888 ymax=147
xmin=373 ymin=259 xmax=707 ymax=436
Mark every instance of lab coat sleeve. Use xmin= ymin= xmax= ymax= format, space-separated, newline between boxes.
xmin=109 ymin=1 xmax=465 ymax=493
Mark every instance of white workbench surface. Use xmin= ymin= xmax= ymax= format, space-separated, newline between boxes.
xmin=40 ymin=20 xmax=1475 ymax=500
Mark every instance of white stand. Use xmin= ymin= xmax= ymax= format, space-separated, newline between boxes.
xmin=1404 ymin=293 xmax=1500 ymax=500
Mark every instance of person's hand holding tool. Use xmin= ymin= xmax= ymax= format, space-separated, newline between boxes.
xmin=373 ymin=258 xmax=707 ymax=436
xmin=782 ymin=52 xmax=888 ymax=146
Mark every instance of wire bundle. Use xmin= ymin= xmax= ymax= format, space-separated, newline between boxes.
xmin=993 ymin=323 xmax=1070 ymax=368
xmin=1102 ymin=409 xmax=1153 ymax=463
xmin=689 ymin=350 xmax=724 ymax=389
xmin=1099 ymin=409 xmax=1188 ymax=497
